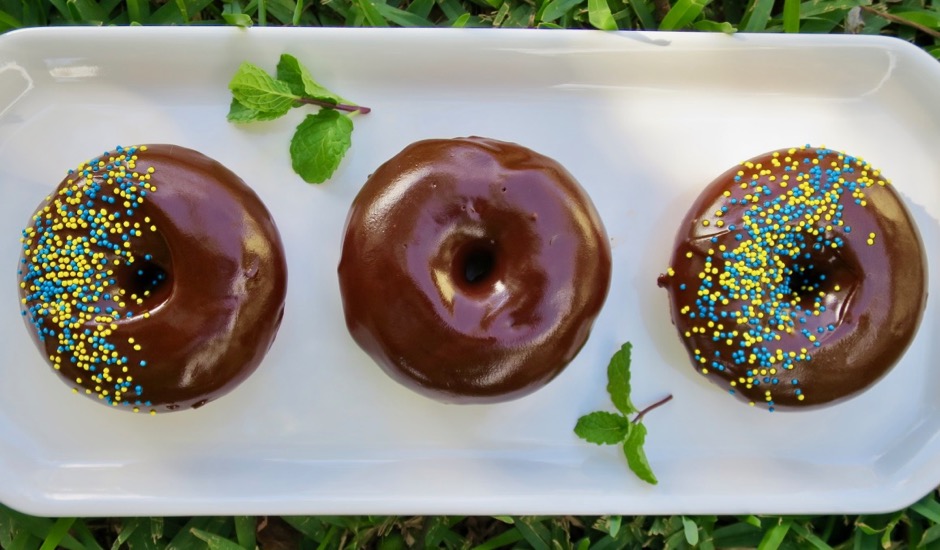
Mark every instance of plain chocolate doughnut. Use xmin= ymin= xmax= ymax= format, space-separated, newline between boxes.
xmin=338 ymin=137 xmax=612 ymax=403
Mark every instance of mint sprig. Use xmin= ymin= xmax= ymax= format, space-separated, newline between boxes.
xmin=574 ymin=342 xmax=672 ymax=485
xmin=227 ymin=54 xmax=370 ymax=184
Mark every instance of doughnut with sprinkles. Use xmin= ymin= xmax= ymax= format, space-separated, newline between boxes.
xmin=658 ymin=145 xmax=927 ymax=411
xmin=17 ymin=145 xmax=288 ymax=414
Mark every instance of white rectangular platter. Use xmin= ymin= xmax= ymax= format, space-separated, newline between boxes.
xmin=0 ymin=27 xmax=938 ymax=517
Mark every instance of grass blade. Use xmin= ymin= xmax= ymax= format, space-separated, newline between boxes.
xmin=539 ymin=0 xmax=580 ymax=22
xmin=0 ymin=9 xmax=23 ymax=28
xmin=783 ymin=0 xmax=799 ymax=31
xmin=659 ymin=0 xmax=709 ymax=29
xmin=472 ymin=527 xmax=525 ymax=550
xmin=44 ymin=0 xmax=69 ymax=19
xmin=606 ymin=516 xmax=622 ymax=538
xmin=374 ymin=2 xmax=433 ymax=25
xmin=682 ymin=516 xmax=699 ymax=546
xmin=587 ymin=0 xmax=617 ymax=36
xmin=233 ymin=517 xmax=256 ymax=550
xmin=354 ymin=0 xmax=389 ymax=23
xmin=167 ymin=517 xmax=229 ymax=550
xmin=65 ymin=0 xmax=82 ymax=20
xmin=912 ymin=496 xmax=940 ymax=524
xmin=790 ymin=522 xmax=833 ymax=550
xmin=0 ymin=507 xmax=84 ymax=550
xmin=191 ymin=528 xmax=245 ymax=550
xmin=174 ymin=0 xmax=189 ymax=22
xmin=316 ymin=525 xmax=338 ymax=550
xmin=505 ymin=0 xmax=533 ymax=22
xmin=71 ymin=520 xmax=105 ymax=550
xmin=757 ymin=518 xmax=792 ymax=550
xmin=740 ymin=0 xmax=773 ymax=30
xmin=630 ymin=0 xmax=656 ymax=28
xmin=891 ymin=10 xmax=940 ymax=30
xmin=514 ymin=518 xmax=550 ymax=550
xmin=713 ymin=522 xmax=762 ymax=548
xmin=492 ymin=1 xmax=509 ymax=24
xmin=406 ymin=0 xmax=434 ymax=17
xmin=281 ymin=517 xmax=326 ymax=539
xmin=40 ymin=518 xmax=76 ymax=550
xmin=437 ymin=0 xmax=468 ymax=20
xmin=799 ymin=0 xmax=860 ymax=19
xmin=853 ymin=528 xmax=879 ymax=550
xmin=8 ymin=531 xmax=37 ymax=550
xmin=126 ymin=0 xmax=148 ymax=23
xmin=112 ymin=519 xmax=140 ymax=550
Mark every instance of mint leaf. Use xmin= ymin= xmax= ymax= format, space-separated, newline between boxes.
xmin=227 ymin=98 xmax=288 ymax=123
xmin=276 ymin=54 xmax=345 ymax=104
xmin=574 ymin=411 xmax=632 ymax=445
xmin=227 ymin=54 xmax=371 ymax=185
xmin=290 ymin=109 xmax=353 ymax=184
xmin=607 ymin=342 xmax=637 ymax=415
xmin=623 ymin=422 xmax=657 ymax=485
xmin=229 ymin=62 xmax=298 ymax=115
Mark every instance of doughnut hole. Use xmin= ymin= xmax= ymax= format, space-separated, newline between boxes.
xmin=781 ymin=244 xmax=861 ymax=329
xmin=453 ymin=239 xmax=499 ymax=289
xmin=125 ymin=259 xmax=171 ymax=305
xmin=106 ymin=232 xmax=174 ymax=321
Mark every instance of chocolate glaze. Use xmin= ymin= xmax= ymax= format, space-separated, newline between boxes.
xmin=338 ymin=137 xmax=612 ymax=403
xmin=18 ymin=145 xmax=287 ymax=413
xmin=658 ymin=146 xmax=927 ymax=410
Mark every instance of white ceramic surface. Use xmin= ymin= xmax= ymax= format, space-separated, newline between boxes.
xmin=0 ymin=27 xmax=938 ymax=517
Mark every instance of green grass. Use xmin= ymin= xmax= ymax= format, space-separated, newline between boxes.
xmin=5 ymin=499 xmax=940 ymax=548
xmin=0 ymin=0 xmax=936 ymax=58
xmin=0 ymin=0 xmax=938 ymax=547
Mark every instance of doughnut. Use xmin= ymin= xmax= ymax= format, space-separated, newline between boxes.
xmin=658 ymin=145 xmax=927 ymax=411
xmin=338 ymin=137 xmax=612 ymax=403
xmin=17 ymin=144 xmax=288 ymax=414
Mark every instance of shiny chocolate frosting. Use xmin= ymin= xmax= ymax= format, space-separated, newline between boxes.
xmin=338 ymin=137 xmax=612 ymax=403
xmin=18 ymin=144 xmax=288 ymax=413
xmin=658 ymin=146 xmax=927 ymax=410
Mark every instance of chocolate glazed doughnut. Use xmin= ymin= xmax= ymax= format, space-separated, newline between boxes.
xmin=338 ymin=137 xmax=612 ymax=403
xmin=658 ymin=145 xmax=927 ymax=411
xmin=18 ymin=145 xmax=288 ymax=414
